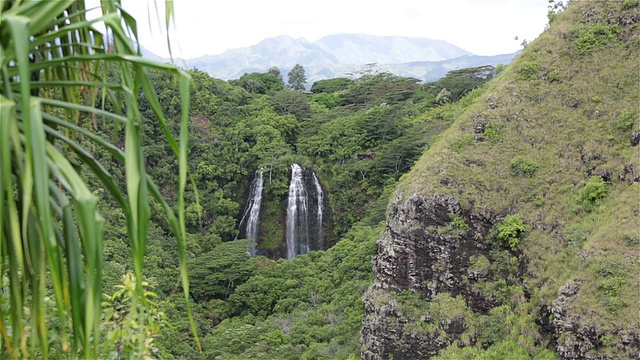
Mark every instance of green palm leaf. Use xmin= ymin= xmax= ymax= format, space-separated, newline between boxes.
xmin=0 ymin=0 xmax=199 ymax=357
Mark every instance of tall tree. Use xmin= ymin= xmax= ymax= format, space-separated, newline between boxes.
xmin=267 ymin=66 xmax=284 ymax=84
xmin=0 ymin=0 xmax=198 ymax=357
xmin=287 ymin=64 xmax=307 ymax=91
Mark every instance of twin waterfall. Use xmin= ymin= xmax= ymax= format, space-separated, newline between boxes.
xmin=238 ymin=164 xmax=325 ymax=259
xmin=236 ymin=170 xmax=264 ymax=255
xmin=286 ymin=164 xmax=325 ymax=259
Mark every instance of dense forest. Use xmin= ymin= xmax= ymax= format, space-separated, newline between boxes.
xmin=92 ymin=57 xmax=497 ymax=358
xmin=2 ymin=0 xmax=638 ymax=359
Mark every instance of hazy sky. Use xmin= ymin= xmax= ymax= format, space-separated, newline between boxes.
xmin=115 ymin=0 xmax=550 ymax=59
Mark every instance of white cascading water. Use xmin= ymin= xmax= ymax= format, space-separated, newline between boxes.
xmin=286 ymin=164 xmax=325 ymax=259
xmin=237 ymin=170 xmax=264 ymax=255
xmin=286 ymin=164 xmax=309 ymax=259
xmin=311 ymin=173 xmax=324 ymax=249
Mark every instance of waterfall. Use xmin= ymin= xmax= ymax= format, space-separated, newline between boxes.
xmin=286 ymin=164 xmax=325 ymax=259
xmin=311 ymin=173 xmax=324 ymax=250
xmin=286 ymin=164 xmax=309 ymax=259
xmin=237 ymin=170 xmax=264 ymax=255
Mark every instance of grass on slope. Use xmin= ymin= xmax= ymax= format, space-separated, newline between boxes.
xmin=397 ymin=0 xmax=639 ymax=345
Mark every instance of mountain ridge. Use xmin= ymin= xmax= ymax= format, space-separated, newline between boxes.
xmin=141 ymin=33 xmax=515 ymax=83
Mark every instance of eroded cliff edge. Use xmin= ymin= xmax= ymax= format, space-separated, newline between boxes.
xmin=361 ymin=194 xmax=497 ymax=359
xmin=361 ymin=192 xmax=639 ymax=359
xmin=361 ymin=1 xmax=640 ymax=358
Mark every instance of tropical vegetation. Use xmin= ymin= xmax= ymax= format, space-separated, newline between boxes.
xmin=2 ymin=0 xmax=637 ymax=359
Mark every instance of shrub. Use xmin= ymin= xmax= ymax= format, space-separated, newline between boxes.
xmin=548 ymin=69 xmax=562 ymax=83
xmin=510 ymin=156 xmax=539 ymax=177
xmin=601 ymin=277 xmax=625 ymax=298
xmin=572 ymin=24 xmax=620 ymax=55
xmin=496 ymin=215 xmax=527 ymax=250
xmin=484 ymin=123 xmax=502 ymax=142
xmin=533 ymin=195 xmax=545 ymax=207
xmin=616 ymin=110 xmax=635 ymax=131
xmin=575 ymin=176 xmax=607 ymax=210
xmin=600 ymin=277 xmax=627 ymax=313
xmin=450 ymin=215 xmax=469 ymax=230
xmin=518 ymin=62 xmax=540 ymax=81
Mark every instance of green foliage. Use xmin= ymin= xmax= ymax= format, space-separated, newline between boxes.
xmin=615 ymin=110 xmax=635 ymax=131
xmin=575 ymin=176 xmax=607 ymax=210
xmin=572 ymin=24 xmax=620 ymax=55
xmin=595 ymin=260 xmax=629 ymax=314
xmin=0 ymin=1 xmax=197 ymax=356
xmin=563 ymin=224 xmax=590 ymax=248
xmin=495 ymin=215 xmax=527 ymax=250
xmin=203 ymin=320 xmax=289 ymax=359
xmin=450 ymin=134 xmax=474 ymax=152
xmin=484 ymin=122 xmax=503 ymax=141
xmin=547 ymin=69 xmax=562 ymax=83
xmin=518 ymin=61 xmax=540 ymax=80
xmin=623 ymin=233 xmax=640 ymax=246
xmin=311 ymin=92 xmax=342 ymax=109
xmin=341 ymin=72 xmax=419 ymax=106
xmin=269 ymin=89 xmax=312 ymax=120
xmin=510 ymin=155 xmax=539 ymax=177
xmin=311 ymin=78 xmax=354 ymax=93
xmin=233 ymin=72 xmax=284 ymax=94
xmin=468 ymin=254 xmax=491 ymax=274
xmin=258 ymin=199 xmax=286 ymax=251
xmin=102 ymin=273 xmax=167 ymax=359
xmin=533 ymin=195 xmax=545 ymax=207
xmin=476 ymin=339 xmax=530 ymax=360
xmin=600 ymin=277 xmax=625 ymax=299
xmin=266 ymin=66 xmax=284 ymax=83
xmin=435 ymin=88 xmax=452 ymax=105
xmin=188 ymin=240 xmax=255 ymax=302
xmin=287 ymin=64 xmax=307 ymax=91
xmin=434 ymin=345 xmax=481 ymax=359
xmin=423 ymin=66 xmax=495 ymax=103
xmin=182 ymin=221 xmax=382 ymax=359
xmin=450 ymin=215 xmax=469 ymax=230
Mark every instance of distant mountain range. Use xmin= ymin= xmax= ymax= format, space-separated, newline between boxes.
xmin=142 ymin=34 xmax=518 ymax=84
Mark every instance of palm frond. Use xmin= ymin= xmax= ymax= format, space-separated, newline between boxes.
xmin=0 ymin=0 xmax=198 ymax=357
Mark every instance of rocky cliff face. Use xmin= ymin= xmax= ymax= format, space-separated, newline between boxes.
xmin=361 ymin=192 xmax=640 ymax=359
xmin=549 ymin=280 xmax=640 ymax=360
xmin=361 ymin=2 xmax=640 ymax=357
xmin=361 ymin=193 xmax=493 ymax=359
xmin=360 ymin=193 xmax=500 ymax=359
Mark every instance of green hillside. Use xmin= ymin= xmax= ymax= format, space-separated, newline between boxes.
xmin=3 ymin=1 xmax=636 ymax=358
xmin=362 ymin=0 xmax=639 ymax=358
xmin=404 ymin=0 xmax=639 ymax=324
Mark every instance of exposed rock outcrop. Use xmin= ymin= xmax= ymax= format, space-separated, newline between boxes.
xmin=361 ymin=193 xmax=497 ymax=359
xmin=549 ymin=280 xmax=640 ymax=360
xmin=361 ymin=193 xmax=640 ymax=359
xmin=360 ymin=1 xmax=640 ymax=358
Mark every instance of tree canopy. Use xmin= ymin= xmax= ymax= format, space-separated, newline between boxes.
xmin=287 ymin=64 xmax=307 ymax=91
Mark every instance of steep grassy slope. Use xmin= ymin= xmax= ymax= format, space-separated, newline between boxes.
xmin=404 ymin=0 xmax=639 ymax=323
xmin=363 ymin=0 xmax=639 ymax=358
